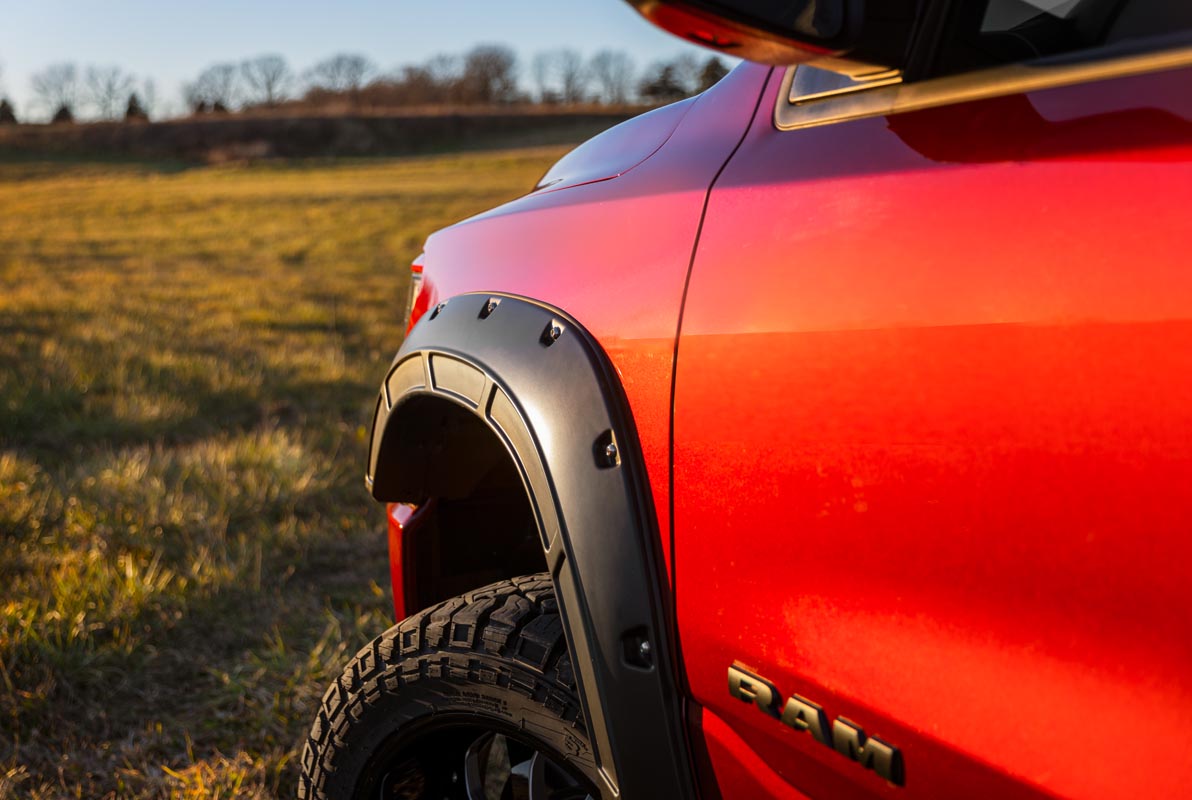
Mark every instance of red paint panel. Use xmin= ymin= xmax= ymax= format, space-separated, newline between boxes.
xmin=675 ymin=67 xmax=1192 ymax=798
xmin=417 ymin=62 xmax=772 ymax=578
xmin=700 ymin=707 xmax=813 ymax=800
xmin=386 ymin=502 xmax=414 ymax=620
xmin=534 ymin=97 xmax=696 ymax=192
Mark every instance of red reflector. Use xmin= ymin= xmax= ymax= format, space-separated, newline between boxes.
xmin=405 ymin=254 xmax=427 ymax=332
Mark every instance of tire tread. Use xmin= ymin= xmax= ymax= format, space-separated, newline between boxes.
xmin=297 ymin=573 xmax=584 ymax=800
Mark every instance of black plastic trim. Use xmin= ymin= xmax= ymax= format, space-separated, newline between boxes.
xmin=368 ymin=293 xmax=695 ymax=800
xmin=775 ymin=40 xmax=1192 ymax=130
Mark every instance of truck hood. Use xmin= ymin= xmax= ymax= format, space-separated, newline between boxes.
xmin=532 ymin=97 xmax=697 ymax=193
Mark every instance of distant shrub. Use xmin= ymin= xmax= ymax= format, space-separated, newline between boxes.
xmin=50 ymin=104 xmax=74 ymax=124
xmin=638 ymin=65 xmax=686 ymax=104
xmin=125 ymin=92 xmax=149 ymax=122
xmin=698 ymin=57 xmax=730 ymax=92
xmin=0 ymin=98 xmax=16 ymax=124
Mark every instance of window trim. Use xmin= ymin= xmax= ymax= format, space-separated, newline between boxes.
xmin=775 ymin=36 xmax=1192 ymax=131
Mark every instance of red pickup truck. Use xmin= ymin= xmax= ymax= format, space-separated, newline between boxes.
xmin=300 ymin=1 xmax=1192 ymax=797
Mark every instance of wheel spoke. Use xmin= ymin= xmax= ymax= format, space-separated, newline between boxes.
xmin=526 ymin=751 xmax=548 ymax=800
xmin=376 ymin=723 xmax=593 ymax=800
xmin=465 ymin=731 xmax=517 ymax=800
xmin=462 ymin=733 xmax=487 ymax=800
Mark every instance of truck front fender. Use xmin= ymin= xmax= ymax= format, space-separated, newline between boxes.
xmin=367 ymin=292 xmax=694 ymax=799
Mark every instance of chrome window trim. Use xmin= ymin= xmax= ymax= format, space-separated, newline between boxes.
xmin=775 ymin=43 xmax=1192 ymax=131
xmin=788 ymin=66 xmax=903 ymax=104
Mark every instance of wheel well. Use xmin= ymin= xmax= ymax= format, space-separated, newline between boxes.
xmin=368 ymin=295 xmax=696 ymax=797
xmin=381 ymin=394 xmax=546 ymax=612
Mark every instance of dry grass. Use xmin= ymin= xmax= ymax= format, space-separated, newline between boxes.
xmin=0 ymin=147 xmax=567 ymax=798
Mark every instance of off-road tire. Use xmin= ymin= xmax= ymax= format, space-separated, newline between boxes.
xmin=298 ymin=573 xmax=598 ymax=799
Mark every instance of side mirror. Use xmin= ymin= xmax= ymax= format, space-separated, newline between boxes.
xmin=623 ymin=0 xmax=913 ymax=75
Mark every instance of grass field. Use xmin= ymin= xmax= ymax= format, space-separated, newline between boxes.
xmin=0 ymin=146 xmax=567 ymax=798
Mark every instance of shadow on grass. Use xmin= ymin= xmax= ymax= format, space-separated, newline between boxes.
xmin=0 ymin=150 xmax=195 ymax=179
xmin=0 ymin=316 xmax=377 ymax=455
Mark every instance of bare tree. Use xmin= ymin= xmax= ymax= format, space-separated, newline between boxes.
xmin=423 ymin=53 xmax=464 ymax=103
xmin=184 ymin=63 xmax=239 ymax=112
xmin=557 ymin=49 xmax=588 ymax=104
xmin=307 ymin=53 xmax=375 ymax=94
xmin=182 ymin=85 xmax=204 ymax=114
xmin=461 ymin=44 xmax=518 ymax=104
xmin=388 ymin=65 xmax=437 ymax=105
xmin=353 ymin=54 xmax=468 ymax=108
xmin=425 ymin=54 xmax=463 ymax=85
xmin=589 ymin=50 xmax=635 ymax=105
xmin=531 ymin=49 xmax=588 ymax=105
xmin=0 ymin=64 xmax=13 ymax=124
xmin=31 ymin=62 xmax=79 ymax=119
xmin=140 ymin=78 xmax=158 ymax=119
xmin=85 ymin=65 xmax=134 ymax=120
xmin=670 ymin=53 xmax=704 ymax=96
xmin=241 ymin=54 xmax=292 ymax=107
xmin=531 ymin=52 xmax=558 ymax=104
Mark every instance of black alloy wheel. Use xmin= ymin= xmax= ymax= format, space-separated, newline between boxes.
xmin=369 ymin=722 xmax=594 ymax=799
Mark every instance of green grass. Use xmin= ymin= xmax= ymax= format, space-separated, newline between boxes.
xmin=0 ymin=147 xmax=567 ymax=799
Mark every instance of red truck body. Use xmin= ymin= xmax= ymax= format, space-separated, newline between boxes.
xmin=379 ymin=23 xmax=1192 ymax=800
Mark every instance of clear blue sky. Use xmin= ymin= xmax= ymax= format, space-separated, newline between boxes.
xmin=0 ymin=0 xmax=717 ymax=118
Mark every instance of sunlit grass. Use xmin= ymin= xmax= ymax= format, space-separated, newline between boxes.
xmin=0 ymin=146 xmax=566 ymax=798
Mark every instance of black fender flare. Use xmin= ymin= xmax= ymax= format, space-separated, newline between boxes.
xmin=366 ymin=292 xmax=694 ymax=799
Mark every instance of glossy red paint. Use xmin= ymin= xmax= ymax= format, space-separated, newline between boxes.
xmin=406 ymin=255 xmax=431 ymax=335
xmin=700 ymin=707 xmax=813 ymax=800
xmin=673 ymin=65 xmax=1192 ymax=799
xmin=413 ymin=62 xmax=773 ymax=576
xmin=385 ymin=501 xmax=434 ymax=620
xmin=388 ymin=28 xmax=1192 ymax=798
xmin=534 ymin=97 xmax=695 ymax=192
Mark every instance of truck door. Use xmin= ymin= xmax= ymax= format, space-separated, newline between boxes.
xmin=672 ymin=4 xmax=1192 ymax=798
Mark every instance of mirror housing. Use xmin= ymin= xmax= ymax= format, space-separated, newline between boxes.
xmin=624 ymin=0 xmax=917 ymax=76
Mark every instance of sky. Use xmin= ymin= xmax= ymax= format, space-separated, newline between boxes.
xmin=0 ymin=0 xmax=717 ymax=119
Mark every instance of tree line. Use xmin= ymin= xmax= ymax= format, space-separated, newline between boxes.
xmin=0 ymin=63 xmax=155 ymax=124
xmin=0 ymin=46 xmax=730 ymax=125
